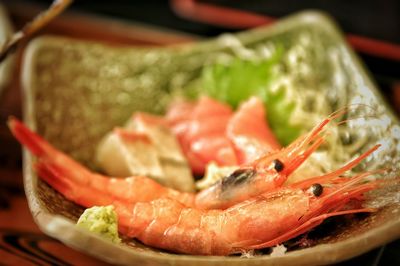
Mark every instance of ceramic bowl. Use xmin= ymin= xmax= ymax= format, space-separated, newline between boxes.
xmin=21 ymin=11 xmax=400 ymax=265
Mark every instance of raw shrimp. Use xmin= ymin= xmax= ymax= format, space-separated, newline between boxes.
xmin=194 ymin=108 xmax=373 ymax=209
xmin=8 ymin=118 xmax=195 ymax=207
xmin=10 ymin=118 xmax=384 ymax=256
xmin=108 ymin=167 xmax=380 ymax=255
xmin=9 ymin=113 xmax=373 ymax=210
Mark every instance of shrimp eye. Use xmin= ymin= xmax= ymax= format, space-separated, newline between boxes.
xmin=272 ymin=159 xmax=284 ymax=172
xmin=310 ymin=183 xmax=323 ymax=197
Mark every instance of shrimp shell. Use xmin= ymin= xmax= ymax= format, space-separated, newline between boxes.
xmin=116 ymin=169 xmax=379 ymax=255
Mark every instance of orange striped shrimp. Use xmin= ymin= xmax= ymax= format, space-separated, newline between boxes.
xmin=9 ymin=113 xmax=368 ymax=210
xmin=116 ymin=168 xmax=381 ymax=255
xmin=9 ymin=118 xmax=195 ymax=207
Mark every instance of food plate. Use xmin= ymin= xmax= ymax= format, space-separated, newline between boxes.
xmin=21 ymin=11 xmax=400 ymax=265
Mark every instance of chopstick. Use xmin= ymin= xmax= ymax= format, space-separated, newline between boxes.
xmin=0 ymin=0 xmax=73 ymax=63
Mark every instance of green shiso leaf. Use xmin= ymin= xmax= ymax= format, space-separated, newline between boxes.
xmin=200 ymin=46 xmax=301 ymax=145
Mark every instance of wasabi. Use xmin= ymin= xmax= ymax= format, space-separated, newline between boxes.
xmin=76 ymin=205 xmax=121 ymax=244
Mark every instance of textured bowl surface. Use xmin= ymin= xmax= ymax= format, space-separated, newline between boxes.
xmin=21 ymin=11 xmax=400 ymax=265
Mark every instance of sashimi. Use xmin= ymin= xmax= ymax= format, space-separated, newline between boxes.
xmin=190 ymin=136 xmax=238 ymax=166
xmin=166 ymin=96 xmax=235 ymax=174
xmin=165 ymin=100 xmax=195 ymax=126
xmin=227 ymin=97 xmax=281 ymax=163
xmin=96 ymin=112 xmax=195 ymax=192
xmin=191 ymin=96 xmax=233 ymax=119
xmin=183 ymin=115 xmax=231 ymax=145
xmin=165 ymin=96 xmax=281 ymax=175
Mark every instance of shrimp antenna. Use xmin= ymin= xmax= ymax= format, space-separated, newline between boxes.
xmin=329 ymin=104 xmax=380 ymax=127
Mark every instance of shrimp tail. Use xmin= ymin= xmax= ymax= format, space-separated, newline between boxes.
xmin=34 ymin=161 xmax=74 ymax=196
xmin=34 ymin=160 xmax=118 ymax=207
xmin=8 ymin=117 xmax=55 ymax=157
xmin=8 ymin=117 xmax=122 ymax=206
xmin=8 ymin=116 xmax=99 ymax=184
xmin=9 ymin=117 xmax=197 ymax=208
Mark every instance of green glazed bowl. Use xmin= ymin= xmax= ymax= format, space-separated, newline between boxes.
xmin=21 ymin=11 xmax=400 ymax=265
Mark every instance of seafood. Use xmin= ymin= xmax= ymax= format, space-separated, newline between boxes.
xmin=10 ymin=117 xmax=385 ymax=255
xmin=9 ymin=114 xmax=376 ymax=211
xmin=166 ymin=96 xmax=281 ymax=174
xmin=96 ymin=112 xmax=195 ymax=192
xmin=95 ymin=96 xmax=283 ymax=192
xmin=9 ymin=117 xmax=195 ymax=207
xmin=115 ymin=170 xmax=379 ymax=255
xmin=166 ymin=96 xmax=237 ymax=174
xmin=226 ymin=96 xmax=281 ymax=163
xmin=194 ymin=109 xmax=342 ymax=209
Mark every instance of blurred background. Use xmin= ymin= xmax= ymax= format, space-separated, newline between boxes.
xmin=2 ymin=0 xmax=399 ymax=116
xmin=0 ymin=0 xmax=399 ymax=265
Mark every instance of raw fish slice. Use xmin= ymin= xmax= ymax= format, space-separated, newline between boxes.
xmin=184 ymin=114 xmax=231 ymax=146
xmin=127 ymin=112 xmax=187 ymax=163
xmin=191 ymin=136 xmax=238 ymax=166
xmin=227 ymin=97 xmax=281 ymax=163
xmin=97 ymin=113 xmax=195 ymax=191
xmin=165 ymin=100 xmax=195 ymax=126
xmin=191 ymin=96 xmax=233 ymax=119
xmin=166 ymin=96 xmax=234 ymax=174
xmin=96 ymin=128 xmax=163 ymax=178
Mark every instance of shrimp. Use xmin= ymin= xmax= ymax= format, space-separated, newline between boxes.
xmin=8 ymin=117 xmax=195 ymax=207
xmin=9 ymin=114 xmax=374 ymax=210
xmin=113 ymin=167 xmax=381 ymax=255
xmin=194 ymin=109 xmax=367 ymax=209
